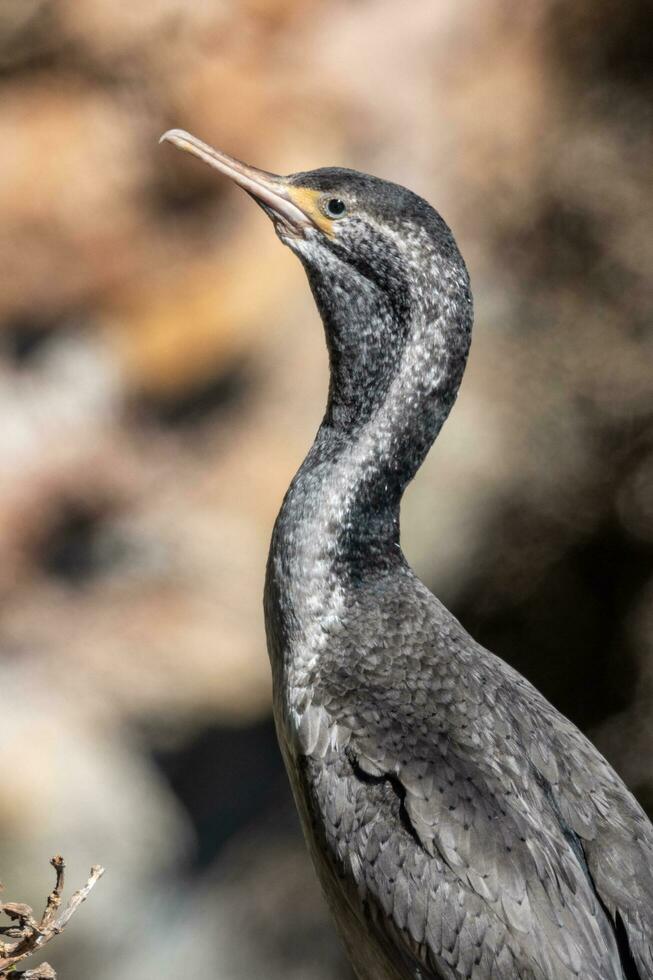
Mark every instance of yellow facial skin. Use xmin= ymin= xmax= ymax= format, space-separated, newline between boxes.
xmin=286 ymin=187 xmax=337 ymax=238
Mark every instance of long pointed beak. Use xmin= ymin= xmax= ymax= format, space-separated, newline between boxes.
xmin=159 ymin=129 xmax=311 ymax=237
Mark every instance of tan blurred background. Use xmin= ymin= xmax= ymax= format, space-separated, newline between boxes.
xmin=0 ymin=0 xmax=652 ymax=976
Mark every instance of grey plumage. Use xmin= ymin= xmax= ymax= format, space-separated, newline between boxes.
xmin=264 ymin=171 xmax=653 ymax=979
xmin=159 ymin=132 xmax=653 ymax=980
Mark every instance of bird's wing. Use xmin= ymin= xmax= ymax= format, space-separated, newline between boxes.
xmin=540 ymin=704 xmax=653 ymax=977
xmin=296 ymin=640 xmax=653 ymax=980
xmin=306 ymin=712 xmax=621 ymax=980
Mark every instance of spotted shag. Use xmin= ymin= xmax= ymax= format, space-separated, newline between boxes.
xmin=161 ymin=129 xmax=653 ymax=980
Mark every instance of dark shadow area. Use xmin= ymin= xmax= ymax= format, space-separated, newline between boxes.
xmin=37 ymin=498 xmax=122 ymax=587
xmin=452 ymin=511 xmax=648 ymax=733
xmin=1 ymin=311 xmax=66 ymax=365
xmin=448 ymin=424 xmax=653 ymax=755
xmin=153 ymin=716 xmax=291 ymax=869
xmin=502 ymin=197 xmax=606 ymax=294
xmin=147 ymin=161 xmax=229 ymax=220
xmin=547 ymin=0 xmax=653 ymax=92
xmin=0 ymin=3 xmax=63 ymax=79
xmin=133 ymin=357 xmax=252 ymax=431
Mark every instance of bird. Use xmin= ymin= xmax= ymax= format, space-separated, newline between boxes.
xmin=160 ymin=129 xmax=653 ymax=980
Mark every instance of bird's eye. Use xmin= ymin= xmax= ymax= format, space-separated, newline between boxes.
xmin=323 ymin=197 xmax=347 ymax=218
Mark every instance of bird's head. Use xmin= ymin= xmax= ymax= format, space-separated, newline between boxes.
xmin=161 ymin=130 xmax=472 ymax=454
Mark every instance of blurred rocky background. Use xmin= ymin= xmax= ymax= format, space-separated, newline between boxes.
xmin=0 ymin=0 xmax=651 ymax=976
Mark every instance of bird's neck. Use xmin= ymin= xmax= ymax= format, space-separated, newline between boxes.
xmin=271 ymin=251 xmax=472 ymax=583
xmin=265 ymin=240 xmax=472 ymax=687
xmin=265 ymin=421 xmax=402 ymax=702
xmin=278 ymin=423 xmax=402 ymax=581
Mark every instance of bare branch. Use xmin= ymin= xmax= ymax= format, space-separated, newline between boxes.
xmin=49 ymin=865 xmax=104 ymax=936
xmin=0 ymin=856 xmax=104 ymax=979
xmin=39 ymin=856 xmax=65 ymax=933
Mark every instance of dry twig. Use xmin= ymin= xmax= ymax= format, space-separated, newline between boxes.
xmin=0 ymin=855 xmax=104 ymax=979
